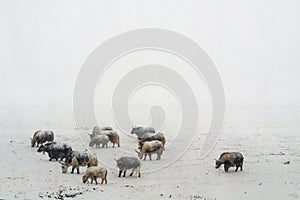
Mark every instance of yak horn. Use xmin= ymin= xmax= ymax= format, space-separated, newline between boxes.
xmin=135 ymin=149 xmax=140 ymax=153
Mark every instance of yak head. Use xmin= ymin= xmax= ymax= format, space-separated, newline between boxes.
xmin=82 ymin=174 xmax=89 ymax=183
xmin=59 ymin=161 xmax=69 ymax=173
xmin=215 ymin=159 xmax=222 ymax=169
xmin=37 ymin=145 xmax=45 ymax=153
xmin=30 ymin=138 xmax=36 ymax=147
xmin=30 ymin=136 xmax=39 ymax=147
xmin=30 ymin=130 xmax=41 ymax=147
xmin=61 ymin=164 xmax=69 ymax=173
xmin=135 ymin=149 xmax=143 ymax=159
xmin=130 ymin=126 xmax=139 ymax=134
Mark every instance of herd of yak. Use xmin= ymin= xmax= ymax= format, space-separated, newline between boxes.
xmin=30 ymin=126 xmax=244 ymax=185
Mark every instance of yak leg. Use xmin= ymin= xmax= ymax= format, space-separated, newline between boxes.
xmin=224 ymin=164 xmax=229 ymax=172
xmin=137 ymin=167 xmax=141 ymax=178
xmin=235 ymin=165 xmax=239 ymax=172
xmin=240 ymin=164 xmax=243 ymax=171
xmin=76 ymin=167 xmax=80 ymax=174
xmin=149 ymin=154 xmax=152 ymax=160
xmin=123 ymin=170 xmax=126 ymax=177
xmin=49 ymin=154 xmax=52 ymax=161
xmin=94 ymin=177 xmax=98 ymax=185
xmin=118 ymin=171 xmax=122 ymax=177
xmin=71 ymin=167 xmax=75 ymax=173
xmin=129 ymin=169 xmax=135 ymax=176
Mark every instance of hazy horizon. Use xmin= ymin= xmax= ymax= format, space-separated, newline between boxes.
xmin=1 ymin=1 xmax=300 ymax=136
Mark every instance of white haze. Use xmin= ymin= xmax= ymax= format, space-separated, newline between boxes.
xmin=0 ymin=0 xmax=300 ymax=135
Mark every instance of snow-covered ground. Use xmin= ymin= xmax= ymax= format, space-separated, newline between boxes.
xmin=0 ymin=106 xmax=299 ymax=199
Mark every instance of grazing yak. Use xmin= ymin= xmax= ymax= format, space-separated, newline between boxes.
xmin=30 ymin=130 xmax=54 ymax=147
xmin=130 ymin=126 xmax=155 ymax=139
xmin=215 ymin=152 xmax=244 ymax=172
xmin=115 ymin=157 xmax=141 ymax=178
xmin=60 ymin=151 xmax=98 ymax=174
xmin=37 ymin=142 xmax=72 ymax=161
xmin=82 ymin=166 xmax=108 ymax=185
xmin=136 ymin=140 xmax=164 ymax=160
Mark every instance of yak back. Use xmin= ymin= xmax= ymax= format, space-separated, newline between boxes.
xmin=39 ymin=131 xmax=54 ymax=141
xmin=40 ymin=142 xmax=71 ymax=152
xmin=117 ymin=157 xmax=140 ymax=170
xmin=139 ymin=132 xmax=164 ymax=142
xmin=91 ymin=126 xmax=102 ymax=137
xmin=219 ymin=152 xmax=230 ymax=159
xmin=101 ymin=126 xmax=113 ymax=131
xmin=131 ymin=126 xmax=155 ymax=137
xmin=218 ymin=152 xmax=243 ymax=162
xmin=91 ymin=126 xmax=112 ymax=136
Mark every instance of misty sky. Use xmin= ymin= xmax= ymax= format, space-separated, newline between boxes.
xmin=1 ymin=0 xmax=300 ymax=108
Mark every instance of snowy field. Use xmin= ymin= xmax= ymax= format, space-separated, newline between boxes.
xmin=0 ymin=106 xmax=299 ymax=199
